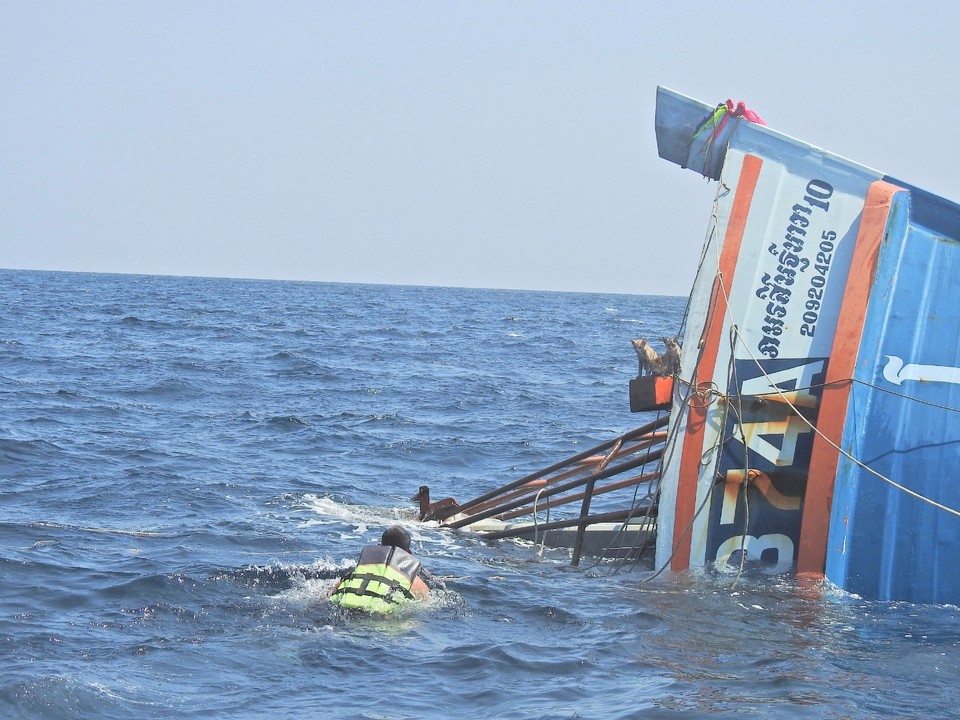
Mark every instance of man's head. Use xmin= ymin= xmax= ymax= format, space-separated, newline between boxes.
xmin=381 ymin=525 xmax=412 ymax=552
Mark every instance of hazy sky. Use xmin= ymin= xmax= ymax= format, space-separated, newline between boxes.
xmin=4 ymin=2 xmax=960 ymax=296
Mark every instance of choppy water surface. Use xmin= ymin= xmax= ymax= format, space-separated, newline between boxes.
xmin=2 ymin=270 xmax=957 ymax=719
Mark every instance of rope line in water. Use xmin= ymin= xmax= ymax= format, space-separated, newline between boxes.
xmin=32 ymin=521 xmax=165 ymax=537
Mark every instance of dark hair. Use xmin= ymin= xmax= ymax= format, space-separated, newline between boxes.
xmin=381 ymin=525 xmax=412 ymax=552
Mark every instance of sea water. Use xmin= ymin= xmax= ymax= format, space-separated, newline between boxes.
xmin=1 ymin=269 xmax=958 ymax=719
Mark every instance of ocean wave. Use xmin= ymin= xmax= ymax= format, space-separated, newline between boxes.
xmin=0 ymin=437 xmax=64 ymax=461
xmin=4 ymin=271 xmax=953 ymax=720
xmin=265 ymin=415 xmax=309 ymax=429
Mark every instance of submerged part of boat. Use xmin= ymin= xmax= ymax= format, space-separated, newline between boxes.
xmin=414 ymin=418 xmax=667 ymax=566
xmin=654 ymin=87 xmax=960 ymax=604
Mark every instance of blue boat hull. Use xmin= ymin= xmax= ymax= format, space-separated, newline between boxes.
xmin=652 ymin=87 xmax=960 ymax=603
xmin=826 ymin=184 xmax=960 ymax=603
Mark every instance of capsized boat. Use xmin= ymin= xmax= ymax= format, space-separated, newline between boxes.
xmin=413 ymin=88 xmax=960 ymax=605
xmin=653 ymin=86 xmax=960 ymax=604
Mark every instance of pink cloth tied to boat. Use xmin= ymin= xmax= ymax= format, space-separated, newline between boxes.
xmin=725 ymin=98 xmax=765 ymax=125
xmin=685 ymin=98 xmax=766 ymax=179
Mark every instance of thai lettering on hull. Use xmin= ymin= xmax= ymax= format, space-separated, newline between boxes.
xmin=754 ymin=179 xmax=835 ymax=359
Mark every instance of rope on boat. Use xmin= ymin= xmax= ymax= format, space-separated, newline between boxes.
xmin=642 ymin=472 xmax=722 ymax=583
xmin=532 ymin=485 xmax=550 ymax=557
xmin=637 ymin=184 xmax=960 ymax=583
xmin=673 ymin=375 xmax=960 ymax=417
xmin=709 ymin=271 xmax=960 ymax=520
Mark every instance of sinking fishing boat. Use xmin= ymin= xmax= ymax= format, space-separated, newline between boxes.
xmin=651 ymin=86 xmax=960 ymax=605
xmin=417 ymin=87 xmax=960 ymax=606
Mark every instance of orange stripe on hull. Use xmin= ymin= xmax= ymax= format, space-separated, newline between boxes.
xmin=796 ymin=180 xmax=903 ymax=576
xmin=670 ymin=154 xmax=764 ymax=570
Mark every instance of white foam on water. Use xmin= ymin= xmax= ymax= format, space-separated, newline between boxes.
xmin=295 ymin=493 xmax=466 ymax=555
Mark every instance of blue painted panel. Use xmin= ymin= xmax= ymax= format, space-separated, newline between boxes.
xmin=826 ymin=189 xmax=960 ymax=603
xmin=654 ymin=87 xmax=715 ymax=172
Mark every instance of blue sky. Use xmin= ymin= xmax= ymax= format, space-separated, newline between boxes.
xmin=3 ymin=2 xmax=960 ymax=296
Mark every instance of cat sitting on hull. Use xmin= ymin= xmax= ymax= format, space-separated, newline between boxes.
xmin=632 ymin=337 xmax=681 ymax=377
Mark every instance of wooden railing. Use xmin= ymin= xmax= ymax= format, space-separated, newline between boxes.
xmin=414 ymin=415 xmax=669 ymax=564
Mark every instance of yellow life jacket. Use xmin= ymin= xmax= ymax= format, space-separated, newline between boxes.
xmin=330 ymin=544 xmax=422 ymax=614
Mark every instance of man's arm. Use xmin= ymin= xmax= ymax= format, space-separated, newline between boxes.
xmin=411 ymin=575 xmax=430 ymax=600
xmin=417 ymin=566 xmax=446 ymax=590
